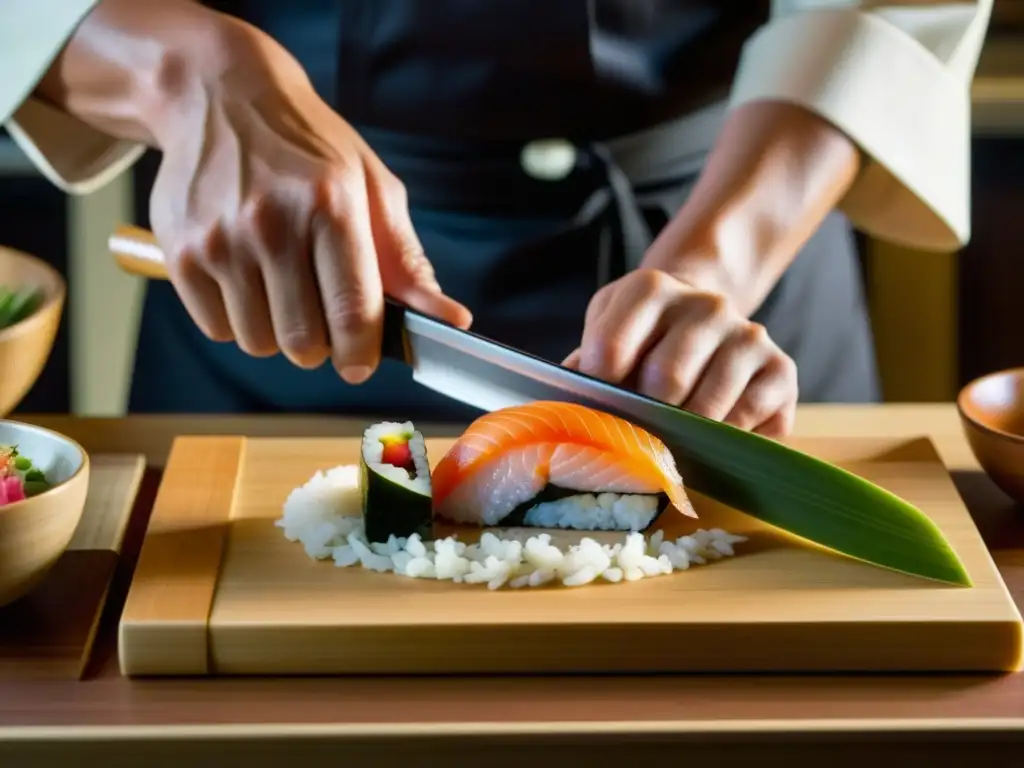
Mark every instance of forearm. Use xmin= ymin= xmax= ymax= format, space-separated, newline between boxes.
xmin=31 ymin=0 xmax=279 ymax=149
xmin=642 ymin=100 xmax=861 ymax=316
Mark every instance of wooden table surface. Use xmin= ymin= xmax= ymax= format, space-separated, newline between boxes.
xmin=1 ymin=405 xmax=1022 ymax=766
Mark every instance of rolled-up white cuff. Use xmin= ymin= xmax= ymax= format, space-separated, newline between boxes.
xmin=6 ymin=97 xmax=145 ymax=195
xmin=1 ymin=0 xmax=143 ymax=194
xmin=729 ymin=8 xmax=970 ymax=251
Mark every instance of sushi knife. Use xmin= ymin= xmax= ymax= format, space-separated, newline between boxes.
xmin=107 ymin=224 xmax=971 ymax=586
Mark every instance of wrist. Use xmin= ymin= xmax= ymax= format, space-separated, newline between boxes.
xmin=137 ymin=9 xmax=299 ymax=149
xmin=33 ymin=0 xmax=304 ymax=150
xmin=640 ymin=100 xmax=861 ymax=316
xmin=640 ymin=208 xmax=764 ymax=314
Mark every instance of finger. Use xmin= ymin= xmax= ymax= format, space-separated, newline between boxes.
xmin=214 ymin=247 xmax=278 ymax=358
xmin=560 ymin=287 xmax=612 ymax=371
xmin=634 ymin=319 xmax=725 ymax=405
xmin=577 ymin=272 xmax=675 ymax=384
xmin=178 ymin=224 xmax=277 ymax=355
xmin=723 ymin=355 xmax=799 ymax=433
xmin=312 ymin=170 xmax=385 ymax=384
xmin=682 ymin=324 xmax=773 ymax=422
xmin=166 ymin=240 xmax=234 ymax=343
xmin=751 ymin=409 xmax=793 ymax=439
xmin=367 ymin=166 xmax=473 ymax=329
xmin=247 ymin=195 xmax=330 ymax=369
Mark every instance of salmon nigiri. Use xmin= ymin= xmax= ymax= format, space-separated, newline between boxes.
xmin=431 ymin=401 xmax=696 ymax=531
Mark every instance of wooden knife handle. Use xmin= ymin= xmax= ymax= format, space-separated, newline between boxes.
xmin=108 ymin=225 xmax=171 ymax=280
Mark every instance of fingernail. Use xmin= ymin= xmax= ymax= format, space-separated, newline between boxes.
xmin=341 ymin=366 xmax=373 ymax=384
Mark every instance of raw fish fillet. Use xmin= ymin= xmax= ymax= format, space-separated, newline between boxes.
xmin=431 ymin=401 xmax=696 ymax=526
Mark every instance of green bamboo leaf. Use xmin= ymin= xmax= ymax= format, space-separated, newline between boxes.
xmin=655 ymin=405 xmax=972 ymax=587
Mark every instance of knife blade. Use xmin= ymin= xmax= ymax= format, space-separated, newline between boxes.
xmin=109 ymin=225 xmax=746 ymax=430
xmin=108 ymin=224 xmax=971 ymax=585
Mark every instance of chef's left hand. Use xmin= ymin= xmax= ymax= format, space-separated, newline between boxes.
xmin=562 ymin=268 xmax=798 ymax=438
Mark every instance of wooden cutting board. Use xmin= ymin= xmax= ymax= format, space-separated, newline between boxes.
xmin=0 ymin=454 xmax=145 ymax=679
xmin=118 ymin=434 xmax=1023 ymax=677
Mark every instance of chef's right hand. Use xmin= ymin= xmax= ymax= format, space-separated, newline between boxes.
xmin=147 ymin=18 xmax=471 ymax=384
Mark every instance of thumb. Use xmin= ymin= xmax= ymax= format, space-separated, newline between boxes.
xmin=367 ymin=167 xmax=473 ymax=329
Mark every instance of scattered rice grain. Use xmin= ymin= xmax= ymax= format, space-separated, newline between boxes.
xmin=278 ymin=465 xmax=749 ymax=590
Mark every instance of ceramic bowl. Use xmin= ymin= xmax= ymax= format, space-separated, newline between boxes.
xmin=0 ymin=244 xmax=65 ymax=416
xmin=957 ymin=367 xmax=1024 ymax=505
xmin=0 ymin=420 xmax=90 ymax=608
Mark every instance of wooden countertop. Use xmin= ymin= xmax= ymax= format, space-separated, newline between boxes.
xmin=1 ymin=405 xmax=1022 ymax=765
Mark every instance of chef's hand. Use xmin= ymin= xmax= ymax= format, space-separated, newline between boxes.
xmin=562 ymin=269 xmax=798 ymax=438
xmin=139 ymin=13 xmax=470 ymax=382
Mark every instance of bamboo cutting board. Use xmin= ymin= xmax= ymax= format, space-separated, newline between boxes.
xmin=118 ymin=434 xmax=1023 ymax=677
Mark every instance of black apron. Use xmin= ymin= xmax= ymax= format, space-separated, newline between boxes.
xmin=128 ymin=0 xmax=881 ymax=416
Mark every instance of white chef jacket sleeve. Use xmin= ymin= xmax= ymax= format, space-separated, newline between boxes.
xmin=0 ymin=0 xmax=145 ymax=195
xmin=729 ymin=1 xmax=993 ymax=251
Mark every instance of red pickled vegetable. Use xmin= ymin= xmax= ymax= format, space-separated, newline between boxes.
xmin=381 ymin=440 xmax=413 ymax=470
xmin=0 ymin=476 xmax=25 ymax=505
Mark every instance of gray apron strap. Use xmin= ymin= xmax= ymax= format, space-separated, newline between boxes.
xmin=575 ymin=99 xmax=729 ymax=285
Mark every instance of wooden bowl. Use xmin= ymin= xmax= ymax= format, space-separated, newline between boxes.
xmin=0 ymin=244 xmax=65 ymax=416
xmin=0 ymin=420 xmax=90 ymax=608
xmin=957 ymin=368 xmax=1024 ymax=505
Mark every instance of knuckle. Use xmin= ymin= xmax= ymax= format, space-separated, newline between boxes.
xmin=168 ymin=243 xmax=202 ymax=278
xmin=396 ymin=243 xmax=434 ymax=279
xmin=257 ymin=236 xmax=295 ymax=269
xmin=233 ymin=324 xmax=279 ymax=358
xmin=741 ymin=387 xmax=775 ymax=418
xmin=242 ymin=192 xmax=311 ymax=261
xmin=381 ymin=171 xmax=408 ymax=205
xmin=725 ymin=399 xmax=770 ymax=431
xmin=759 ymin=409 xmax=793 ymax=438
xmin=585 ymin=283 xmax=615 ymax=321
xmin=324 ymin=293 xmax=376 ymax=336
xmin=688 ymin=392 xmax=730 ymax=419
xmin=690 ymin=291 xmax=730 ymax=321
xmin=278 ymin=325 xmax=311 ymax=352
xmin=191 ymin=226 xmax=232 ymax=272
xmin=586 ymin=336 xmax=629 ymax=377
xmin=768 ymin=351 xmax=799 ymax=387
xmin=631 ymin=267 xmax=674 ymax=296
xmin=240 ymin=194 xmax=280 ymax=237
xmin=279 ymin=327 xmax=326 ymax=364
xmin=322 ymin=163 xmax=365 ymax=201
xmin=782 ymin=354 xmax=799 ymax=384
xmin=741 ymin=321 xmax=771 ymax=346
xmin=645 ymin=359 xmax=690 ymax=401
xmin=239 ymin=193 xmax=272 ymax=226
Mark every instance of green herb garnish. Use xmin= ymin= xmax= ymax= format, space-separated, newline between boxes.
xmin=0 ymin=285 xmax=43 ymax=329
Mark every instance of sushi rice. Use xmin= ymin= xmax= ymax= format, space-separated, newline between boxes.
xmin=276 ymin=464 xmax=748 ymax=590
xmin=521 ymin=492 xmax=661 ymax=531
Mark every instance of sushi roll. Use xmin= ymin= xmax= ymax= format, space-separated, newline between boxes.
xmin=359 ymin=421 xmax=434 ymax=543
xmin=431 ymin=401 xmax=696 ymax=533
